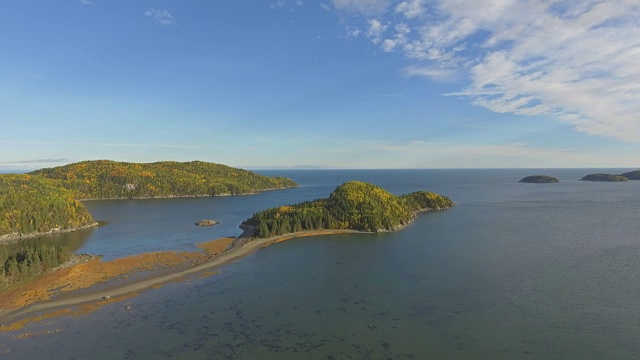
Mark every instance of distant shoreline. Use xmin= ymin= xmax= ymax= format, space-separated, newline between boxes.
xmin=76 ymin=186 xmax=295 ymax=201
xmin=0 ymin=222 xmax=99 ymax=244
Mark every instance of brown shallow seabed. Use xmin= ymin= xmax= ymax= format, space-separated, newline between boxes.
xmin=0 ymin=230 xmax=358 ymax=331
xmin=0 ymin=237 xmax=235 ymax=329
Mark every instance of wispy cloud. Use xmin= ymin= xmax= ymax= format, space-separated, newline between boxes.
xmin=332 ymin=0 xmax=391 ymax=15
xmin=360 ymin=93 xmax=403 ymax=98
xmin=79 ymin=0 xmax=93 ymax=5
xmin=270 ymin=0 xmax=305 ymax=10
xmin=145 ymin=8 xmax=176 ymax=26
xmin=359 ymin=140 xmax=636 ymax=168
xmin=0 ymin=140 xmax=209 ymax=150
xmin=333 ymin=0 xmax=640 ymax=141
xmin=0 ymin=158 xmax=69 ymax=165
xmin=402 ymin=65 xmax=458 ymax=82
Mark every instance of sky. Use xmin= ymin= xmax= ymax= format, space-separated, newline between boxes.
xmin=1 ymin=0 xmax=639 ymax=170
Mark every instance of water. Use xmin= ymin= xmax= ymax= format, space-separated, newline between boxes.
xmin=2 ymin=169 xmax=639 ymax=359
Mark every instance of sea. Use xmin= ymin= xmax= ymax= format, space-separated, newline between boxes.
xmin=1 ymin=169 xmax=639 ymax=359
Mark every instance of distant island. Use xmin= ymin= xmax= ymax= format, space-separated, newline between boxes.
xmin=519 ymin=175 xmax=559 ymax=183
xmin=242 ymin=181 xmax=454 ymax=238
xmin=29 ymin=160 xmax=297 ymax=199
xmin=580 ymin=173 xmax=628 ymax=182
xmin=620 ymin=170 xmax=640 ymax=180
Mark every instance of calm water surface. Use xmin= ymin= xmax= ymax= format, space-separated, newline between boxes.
xmin=2 ymin=169 xmax=639 ymax=359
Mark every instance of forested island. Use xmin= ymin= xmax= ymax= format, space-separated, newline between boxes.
xmin=30 ymin=160 xmax=297 ymax=199
xmin=519 ymin=175 xmax=560 ymax=183
xmin=620 ymin=170 xmax=640 ymax=180
xmin=243 ymin=181 xmax=454 ymax=238
xmin=580 ymin=173 xmax=628 ymax=182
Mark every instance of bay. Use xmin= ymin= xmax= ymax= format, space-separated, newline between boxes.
xmin=2 ymin=169 xmax=639 ymax=359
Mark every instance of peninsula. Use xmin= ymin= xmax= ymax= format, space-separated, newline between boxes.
xmin=519 ymin=175 xmax=560 ymax=183
xmin=243 ymin=180 xmax=454 ymax=237
xmin=0 ymin=181 xmax=454 ymax=325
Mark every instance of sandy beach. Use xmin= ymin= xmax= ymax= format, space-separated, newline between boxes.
xmin=0 ymin=228 xmax=358 ymax=330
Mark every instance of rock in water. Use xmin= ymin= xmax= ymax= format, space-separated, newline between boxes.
xmin=195 ymin=220 xmax=218 ymax=227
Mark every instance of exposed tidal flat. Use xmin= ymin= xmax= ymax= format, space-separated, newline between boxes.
xmin=1 ymin=169 xmax=640 ymax=359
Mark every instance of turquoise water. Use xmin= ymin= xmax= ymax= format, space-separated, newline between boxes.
xmin=2 ymin=169 xmax=639 ymax=359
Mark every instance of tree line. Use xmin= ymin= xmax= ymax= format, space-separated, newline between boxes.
xmin=0 ymin=174 xmax=96 ymax=237
xmin=30 ymin=160 xmax=298 ymax=199
xmin=0 ymin=241 xmax=71 ymax=290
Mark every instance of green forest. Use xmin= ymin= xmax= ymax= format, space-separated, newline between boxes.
xmin=30 ymin=160 xmax=298 ymax=199
xmin=243 ymin=181 xmax=454 ymax=238
xmin=0 ymin=174 xmax=96 ymax=238
xmin=0 ymin=240 xmax=71 ymax=290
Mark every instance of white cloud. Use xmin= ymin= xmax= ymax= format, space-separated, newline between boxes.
xmin=334 ymin=0 xmax=640 ymax=141
xmin=366 ymin=19 xmax=388 ymax=44
xmin=271 ymin=0 xmax=305 ymax=9
xmin=79 ymin=0 xmax=93 ymax=5
xmin=402 ymin=65 xmax=457 ymax=82
xmin=321 ymin=3 xmax=332 ymax=11
xmin=271 ymin=1 xmax=285 ymax=9
xmin=395 ymin=0 xmax=425 ymax=18
xmin=145 ymin=8 xmax=176 ymax=26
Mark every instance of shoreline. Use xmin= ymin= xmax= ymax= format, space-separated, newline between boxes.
xmin=76 ymin=186 xmax=297 ymax=201
xmin=0 ymin=186 xmax=296 ymax=244
xmin=0 ymin=229 xmax=358 ymax=327
xmin=0 ymin=222 xmax=100 ymax=244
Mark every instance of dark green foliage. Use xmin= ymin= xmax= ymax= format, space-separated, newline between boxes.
xmin=0 ymin=174 xmax=96 ymax=237
xmin=580 ymin=173 xmax=628 ymax=182
xmin=620 ymin=170 xmax=640 ymax=180
xmin=0 ymin=240 xmax=71 ymax=290
xmin=519 ymin=175 xmax=560 ymax=183
xmin=244 ymin=181 xmax=454 ymax=238
xmin=29 ymin=160 xmax=298 ymax=199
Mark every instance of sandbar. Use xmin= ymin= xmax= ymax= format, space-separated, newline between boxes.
xmin=0 ymin=229 xmax=357 ymax=329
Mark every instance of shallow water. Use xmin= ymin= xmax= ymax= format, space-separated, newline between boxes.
xmin=2 ymin=169 xmax=639 ymax=359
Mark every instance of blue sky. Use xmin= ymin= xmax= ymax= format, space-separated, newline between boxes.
xmin=1 ymin=0 xmax=639 ymax=170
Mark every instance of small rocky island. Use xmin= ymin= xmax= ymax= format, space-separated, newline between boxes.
xmin=195 ymin=220 xmax=218 ymax=227
xmin=580 ymin=173 xmax=628 ymax=182
xmin=519 ymin=175 xmax=559 ymax=183
xmin=243 ymin=181 xmax=454 ymax=238
xmin=620 ymin=170 xmax=640 ymax=180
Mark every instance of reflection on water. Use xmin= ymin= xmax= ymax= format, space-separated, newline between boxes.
xmin=0 ymin=227 xmax=95 ymax=254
